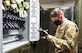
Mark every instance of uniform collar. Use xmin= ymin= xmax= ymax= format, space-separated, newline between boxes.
xmin=59 ymin=18 xmax=68 ymax=26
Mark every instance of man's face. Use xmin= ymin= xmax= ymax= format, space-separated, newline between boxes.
xmin=51 ymin=16 xmax=59 ymax=22
xmin=51 ymin=16 xmax=61 ymax=25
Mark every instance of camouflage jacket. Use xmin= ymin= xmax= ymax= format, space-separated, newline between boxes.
xmin=51 ymin=18 xmax=79 ymax=53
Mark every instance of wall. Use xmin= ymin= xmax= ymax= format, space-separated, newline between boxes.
xmin=40 ymin=1 xmax=75 ymax=10
xmin=74 ymin=0 xmax=82 ymax=53
xmin=78 ymin=0 xmax=82 ymax=52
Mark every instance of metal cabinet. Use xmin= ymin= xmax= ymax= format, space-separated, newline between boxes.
xmin=20 ymin=46 xmax=30 ymax=53
xmin=6 ymin=43 xmax=30 ymax=53
xmin=0 ymin=0 xmax=2 ymax=53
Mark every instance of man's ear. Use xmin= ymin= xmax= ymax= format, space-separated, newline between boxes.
xmin=58 ymin=15 xmax=61 ymax=18
xmin=58 ymin=15 xmax=62 ymax=21
xmin=60 ymin=15 xmax=63 ymax=18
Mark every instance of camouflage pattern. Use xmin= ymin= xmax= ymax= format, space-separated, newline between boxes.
xmin=51 ymin=18 xmax=79 ymax=53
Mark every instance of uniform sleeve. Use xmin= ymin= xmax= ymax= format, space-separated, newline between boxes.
xmin=51 ymin=24 xmax=78 ymax=49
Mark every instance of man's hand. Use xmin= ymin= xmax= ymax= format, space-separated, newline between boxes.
xmin=46 ymin=34 xmax=53 ymax=41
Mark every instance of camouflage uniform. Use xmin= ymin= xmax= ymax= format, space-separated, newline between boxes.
xmin=51 ymin=18 xmax=79 ymax=53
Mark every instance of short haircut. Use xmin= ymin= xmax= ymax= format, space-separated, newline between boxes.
xmin=50 ymin=8 xmax=64 ymax=17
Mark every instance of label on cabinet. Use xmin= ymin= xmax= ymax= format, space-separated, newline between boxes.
xmin=29 ymin=0 xmax=40 ymax=41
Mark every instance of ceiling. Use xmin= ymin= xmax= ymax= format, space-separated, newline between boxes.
xmin=40 ymin=0 xmax=75 ymax=4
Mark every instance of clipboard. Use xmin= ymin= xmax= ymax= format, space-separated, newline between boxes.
xmin=38 ymin=28 xmax=49 ymax=36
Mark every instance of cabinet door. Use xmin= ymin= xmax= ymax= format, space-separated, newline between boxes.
xmin=19 ymin=47 xmax=30 ymax=53
xmin=6 ymin=50 xmax=19 ymax=53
